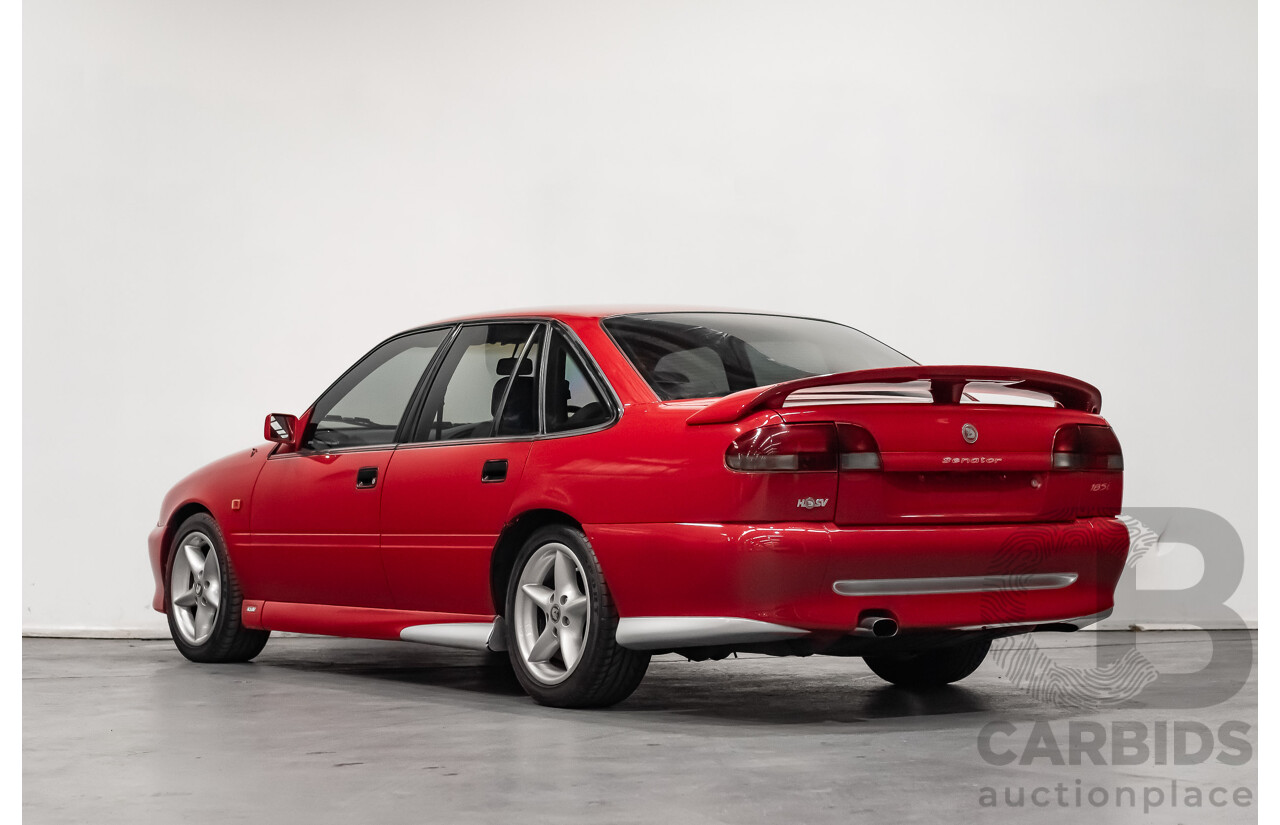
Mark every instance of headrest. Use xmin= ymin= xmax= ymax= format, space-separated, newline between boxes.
xmin=492 ymin=376 xmax=536 ymax=415
xmin=497 ymin=357 xmax=535 ymax=377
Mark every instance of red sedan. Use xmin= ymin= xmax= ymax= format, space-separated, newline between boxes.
xmin=149 ymin=309 xmax=1127 ymax=707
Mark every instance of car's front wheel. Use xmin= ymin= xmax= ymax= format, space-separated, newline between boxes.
xmin=863 ymin=637 xmax=991 ymax=687
xmin=505 ymin=525 xmax=649 ymax=707
xmin=166 ymin=513 xmax=270 ymax=663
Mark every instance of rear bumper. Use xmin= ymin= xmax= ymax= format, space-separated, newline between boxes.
xmin=586 ymin=517 xmax=1129 ymax=649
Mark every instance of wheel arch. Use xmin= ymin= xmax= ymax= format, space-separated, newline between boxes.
xmin=162 ymin=502 xmax=214 ymax=575
xmin=490 ymin=508 xmax=583 ymax=615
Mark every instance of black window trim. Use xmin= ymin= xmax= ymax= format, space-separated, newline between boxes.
xmin=393 ymin=323 xmax=465 ymax=444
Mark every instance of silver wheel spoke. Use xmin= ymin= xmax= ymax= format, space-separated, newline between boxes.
xmin=520 ymin=583 xmax=554 ymax=613
xmin=527 ymin=625 xmax=559 ymax=663
xmin=183 ymin=544 xmax=206 ymax=578
xmin=562 ymin=594 xmax=588 ymax=622
xmin=559 ymin=623 xmax=583 ymax=670
xmin=194 ymin=603 xmax=215 ymax=641
xmin=173 ymin=588 xmax=198 ymax=608
xmin=204 ymin=551 xmax=222 ymax=608
xmin=553 ymin=550 xmax=580 ymax=601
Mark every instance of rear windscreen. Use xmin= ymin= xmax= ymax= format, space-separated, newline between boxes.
xmin=602 ymin=313 xmax=915 ymax=401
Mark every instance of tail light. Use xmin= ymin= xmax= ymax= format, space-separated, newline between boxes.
xmin=837 ymin=424 xmax=882 ymax=470
xmin=726 ymin=423 xmax=881 ymax=472
xmin=1052 ymin=424 xmax=1123 ymax=470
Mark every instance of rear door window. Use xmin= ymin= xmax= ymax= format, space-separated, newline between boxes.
xmin=412 ymin=323 xmax=542 ymax=442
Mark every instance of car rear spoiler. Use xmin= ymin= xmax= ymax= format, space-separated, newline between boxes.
xmin=685 ymin=365 xmax=1102 ymax=425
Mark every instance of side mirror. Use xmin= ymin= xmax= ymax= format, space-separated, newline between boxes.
xmin=264 ymin=413 xmax=298 ymax=445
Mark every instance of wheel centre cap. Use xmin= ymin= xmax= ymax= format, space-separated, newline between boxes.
xmin=550 ymin=605 xmax=561 ymax=622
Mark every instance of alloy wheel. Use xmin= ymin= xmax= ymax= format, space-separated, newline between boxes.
xmin=169 ymin=531 xmax=222 ymax=646
xmin=511 ymin=542 xmax=591 ymax=685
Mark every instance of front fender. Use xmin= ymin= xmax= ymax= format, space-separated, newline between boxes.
xmin=148 ymin=444 xmax=273 ymax=612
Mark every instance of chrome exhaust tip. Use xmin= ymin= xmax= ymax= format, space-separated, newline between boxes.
xmin=855 ymin=614 xmax=899 ymax=638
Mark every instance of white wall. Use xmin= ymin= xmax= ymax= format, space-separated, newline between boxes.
xmin=23 ymin=1 xmax=1256 ymax=633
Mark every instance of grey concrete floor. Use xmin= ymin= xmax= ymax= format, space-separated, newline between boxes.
xmin=24 ymin=632 xmax=1255 ymax=824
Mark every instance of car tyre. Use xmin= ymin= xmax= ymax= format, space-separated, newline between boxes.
xmin=505 ymin=525 xmax=649 ymax=708
xmin=863 ymin=637 xmax=991 ymax=687
xmin=165 ymin=513 xmax=270 ymax=663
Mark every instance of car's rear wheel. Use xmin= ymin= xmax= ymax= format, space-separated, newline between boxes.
xmin=863 ymin=638 xmax=991 ymax=687
xmin=505 ymin=525 xmax=649 ymax=707
xmin=166 ymin=513 xmax=270 ymax=663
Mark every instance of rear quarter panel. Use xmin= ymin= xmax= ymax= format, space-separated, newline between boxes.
xmin=512 ymin=405 xmax=840 ymax=524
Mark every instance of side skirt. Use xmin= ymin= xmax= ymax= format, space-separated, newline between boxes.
xmin=242 ymin=600 xmax=506 ymax=651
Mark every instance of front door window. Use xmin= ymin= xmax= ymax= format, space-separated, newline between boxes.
xmin=412 ymin=323 xmax=542 ymax=442
xmin=304 ymin=328 xmax=449 ymax=451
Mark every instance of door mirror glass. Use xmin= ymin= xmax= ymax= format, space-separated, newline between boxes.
xmin=264 ymin=413 xmax=298 ymax=444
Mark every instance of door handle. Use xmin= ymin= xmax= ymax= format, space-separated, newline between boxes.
xmin=355 ymin=466 xmax=378 ymax=489
xmin=481 ymin=459 xmax=508 ymax=483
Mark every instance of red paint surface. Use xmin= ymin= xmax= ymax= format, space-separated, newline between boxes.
xmin=149 ymin=309 xmax=1127 ymax=640
xmin=587 ymin=517 xmax=1128 ymax=631
xmin=380 ymin=441 xmax=532 ymax=613
xmin=250 ymin=601 xmax=492 ymax=640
